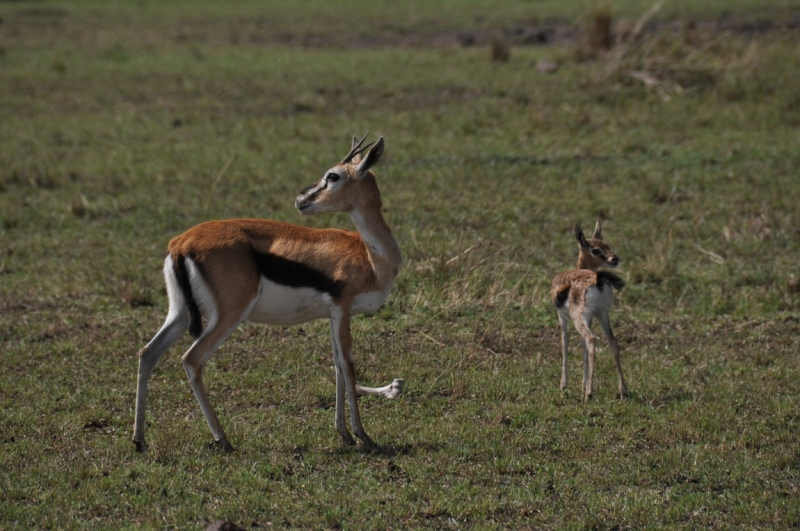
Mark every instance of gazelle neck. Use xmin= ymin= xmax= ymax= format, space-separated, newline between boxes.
xmin=576 ymin=254 xmax=600 ymax=271
xmin=348 ymin=178 xmax=402 ymax=284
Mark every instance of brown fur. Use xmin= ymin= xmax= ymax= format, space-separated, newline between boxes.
xmin=168 ymin=219 xmax=379 ymax=299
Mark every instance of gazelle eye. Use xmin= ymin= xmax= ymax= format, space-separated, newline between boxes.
xmin=327 ymin=173 xmax=340 ymax=183
xmin=591 ymin=248 xmax=601 ymax=256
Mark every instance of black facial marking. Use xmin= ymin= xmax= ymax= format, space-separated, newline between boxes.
xmin=253 ymin=250 xmax=345 ymax=299
xmin=299 ymin=183 xmax=324 ymax=205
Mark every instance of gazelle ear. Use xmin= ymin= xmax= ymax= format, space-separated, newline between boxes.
xmin=350 ymin=136 xmax=363 ymax=165
xmin=575 ymin=224 xmax=589 ymax=248
xmin=592 ymin=218 xmax=602 ymax=240
xmin=356 ymin=136 xmax=385 ymax=180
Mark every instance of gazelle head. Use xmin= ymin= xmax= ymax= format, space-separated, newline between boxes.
xmin=295 ymin=134 xmax=385 ymax=215
xmin=575 ymin=219 xmax=620 ymax=271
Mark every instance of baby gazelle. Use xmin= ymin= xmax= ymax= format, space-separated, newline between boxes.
xmin=551 ymin=220 xmax=628 ymax=402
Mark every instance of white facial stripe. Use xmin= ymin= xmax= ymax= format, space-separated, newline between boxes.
xmin=306 ymin=169 xmax=344 ymax=199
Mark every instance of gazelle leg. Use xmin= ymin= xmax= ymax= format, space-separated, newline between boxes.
xmin=584 ymin=334 xmax=596 ymax=402
xmin=356 ymin=379 xmax=404 ymax=399
xmin=330 ymin=319 xmax=355 ymax=445
xmin=181 ymin=309 xmax=249 ymax=452
xmin=557 ymin=310 xmax=570 ymax=391
xmin=133 ymin=309 xmax=189 ymax=453
xmin=598 ymin=312 xmax=628 ymax=399
xmin=330 ymin=305 xmax=375 ymax=449
xmin=574 ymin=315 xmax=596 ymax=402
xmin=580 ymin=338 xmax=589 ymax=396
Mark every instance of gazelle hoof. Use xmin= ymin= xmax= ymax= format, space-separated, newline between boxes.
xmin=387 ymin=378 xmax=404 ymax=399
xmin=340 ymin=431 xmax=356 ymax=446
xmin=357 ymin=433 xmax=377 ymax=450
xmin=209 ymin=439 xmax=235 ymax=452
xmin=133 ymin=439 xmax=147 ymax=453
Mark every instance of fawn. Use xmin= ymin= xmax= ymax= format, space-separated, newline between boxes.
xmin=551 ymin=220 xmax=628 ymax=401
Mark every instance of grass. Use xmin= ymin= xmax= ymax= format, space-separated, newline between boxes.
xmin=2 ymin=0 xmax=800 ymax=529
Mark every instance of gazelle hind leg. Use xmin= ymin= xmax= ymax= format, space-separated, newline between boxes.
xmin=557 ymin=310 xmax=570 ymax=391
xmin=180 ymin=283 xmax=259 ymax=452
xmin=598 ymin=313 xmax=628 ymax=398
xmin=133 ymin=309 xmax=189 ymax=452
xmin=133 ymin=257 xmax=191 ymax=453
xmin=181 ymin=314 xmax=244 ymax=452
xmin=573 ymin=314 xmax=595 ymax=402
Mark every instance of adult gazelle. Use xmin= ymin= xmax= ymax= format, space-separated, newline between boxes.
xmin=133 ymin=135 xmax=402 ymax=452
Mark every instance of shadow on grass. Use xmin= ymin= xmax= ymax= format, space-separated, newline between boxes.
xmin=329 ymin=440 xmax=445 ymax=458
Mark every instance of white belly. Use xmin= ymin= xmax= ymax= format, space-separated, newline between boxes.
xmin=584 ymin=285 xmax=615 ymax=314
xmin=247 ymin=278 xmax=331 ymax=325
xmin=245 ymin=278 xmax=392 ymax=325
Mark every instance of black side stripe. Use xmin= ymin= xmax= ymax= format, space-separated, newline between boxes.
xmin=597 ymin=271 xmax=626 ymax=290
xmin=253 ymin=249 xmax=345 ymax=300
xmin=173 ymin=254 xmax=203 ymax=339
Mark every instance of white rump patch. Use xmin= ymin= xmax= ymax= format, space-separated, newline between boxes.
xmin=163 ymin=255 xmax=185 ymax=322
xmin=185 ymin=257 xmax=219 ymax=334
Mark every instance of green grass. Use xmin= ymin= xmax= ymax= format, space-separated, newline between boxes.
xmin=2 ymin=1 xmax=800 ymax=529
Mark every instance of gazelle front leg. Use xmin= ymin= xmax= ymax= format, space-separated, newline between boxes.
xmin=579 ymin=337 xmax=589 ymax=397
xmin=329 ymin=319 xmax=355 ymax=446
xmin=598 ymin=313 xmax=628 ymax=399
xmin=330 ymin=305 xmax=376 ymax=449
xmin=574 ymin=315 xmax=595 ymax=402
xmin=583 ymin=335 xmax=596 ymax=402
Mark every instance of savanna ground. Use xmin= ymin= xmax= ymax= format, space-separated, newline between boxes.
xmin=1 ymin=0 xmax=800 ymax=529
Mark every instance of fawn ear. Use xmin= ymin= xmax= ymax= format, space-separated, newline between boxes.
xmin=592 ymin=218 xmax=602 ymax=240
xmin=575 ymin=224 xmax=589 ymax=248
xmin=355 ymin=136 xmax=385 ymax=180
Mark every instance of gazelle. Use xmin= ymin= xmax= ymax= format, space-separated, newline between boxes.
xmin=133 ymin=135 xmax=403 ymax=452
xmin=551 ymin=220 xmax=628 ymax=402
